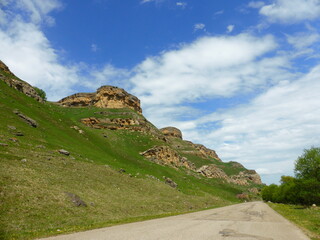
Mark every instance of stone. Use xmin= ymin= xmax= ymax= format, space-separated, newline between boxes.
xmin=312 ymin=204 xmax=317 ymax=208
xmin=65 ymin=192 xmax=87 ymax=207
xmin=13 ymin=110 xmax=38 ymax=128
xmin=0 ymin=143 xmax=8 ymax=146
xmin=0 ymin=61 xmax=44 ymax=102
xmin=236 ymin=193 xmax=249 ymax=200
xmin=164 ymin=177 xmax=178 ymax=188
xmin=58 ymin=85 xmax=142 ymax=114
xmin=140 ymin=146 xmax=196 ymax=170
xmin=160 ymin=127 xmax=183 ymax=139
xmin=7 ymin=125 xmax=16 ymax=130
xmin=14 ymin=132 xmax=24 ymax=136
xmin=197 ymin=164 xmax=229 ymax=180
xmin=58 ymin=149 xmax=70 ymax=156
xmin=21 ymin=159 xmax=27 ymax=163
xmin=9 ymin=138 xmax=18 ymax=142
xmin=119 ymin=169 xmax=126 ymax=173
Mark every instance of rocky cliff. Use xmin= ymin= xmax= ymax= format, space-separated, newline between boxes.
xmin=0 ymin=60 xmax=43 ymax=102
xmin=58 ymin=86 xmax=142 ymax=114
xmin=160 ymin=127 xmax=183 ymax=139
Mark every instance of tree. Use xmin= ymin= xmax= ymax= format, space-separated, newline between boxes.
xmin=295 ymin=147 xmax=320 ymax=181
xmin=34 ymin=87 xmax=47 ymax=101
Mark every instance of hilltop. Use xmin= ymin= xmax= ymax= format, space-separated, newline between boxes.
xmin=0 ymin=60 xmax=262 ymax=239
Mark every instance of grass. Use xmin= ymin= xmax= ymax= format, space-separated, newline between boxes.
xmin=0 ymin=71 xmax=260 ymax=239
xmin=268 ymin=203 xmax=320 ymax=240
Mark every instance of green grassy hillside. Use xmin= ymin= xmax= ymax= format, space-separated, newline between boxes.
xmin=0 ymin=68 xmax=260 ymax=239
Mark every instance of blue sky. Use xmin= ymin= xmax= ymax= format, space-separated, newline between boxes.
xmin=1 ymin=0 xmax=320 ymax=184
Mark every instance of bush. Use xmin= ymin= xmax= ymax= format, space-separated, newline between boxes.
xmin=34 ymin=87 xmax=47 ymax=101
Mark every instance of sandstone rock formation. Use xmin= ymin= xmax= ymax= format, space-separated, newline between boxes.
xmin=0 ymin=60 xmax=43 ymax=102
xmin=197 ymin=164 xmax=262 ymax=186
xmin=160 ymin=127 xmax=183 ymax=139
xmin=58 ymin=86 xmax=142 ymax=114
xmin=140 ymin=146 xmax=196 ymax=170
xmin=193 ymin=144 xmax=221 ymax=161
xmin=197 ymin=164 xmax=229 ymax=180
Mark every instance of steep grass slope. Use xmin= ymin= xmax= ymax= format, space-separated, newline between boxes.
xmin=0 ymin=67 xmax=258 ymax=239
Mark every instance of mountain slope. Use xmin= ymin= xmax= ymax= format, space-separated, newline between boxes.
xmin=0 ymin=61 xmax=262 ymax=240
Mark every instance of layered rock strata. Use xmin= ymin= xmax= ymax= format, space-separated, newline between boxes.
xmin=160 ymin=127 xmax=183 ymax=139
xmin=140 ymin=146 xmax=196 ymax=170
xmin=58 ymin=86 xmax=142 ymax=114
xmin=0 ymin=60 xmax=43 ymax=102
xmin=197 ymin=164 xmax=262 ymax=186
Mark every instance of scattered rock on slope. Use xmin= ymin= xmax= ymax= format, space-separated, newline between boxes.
xmin=13 ymin=110 xmax=38 ymax=127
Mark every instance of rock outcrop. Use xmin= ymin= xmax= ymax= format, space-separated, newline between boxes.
xmin=140 ymin=146 xmax=196 ymax=170
xmin=160 ymin=127 xmax=183 ymax=139
xmin=197 ymin=164 xmax=262 ymax=186
xmin=0 ymin=60 xmax=43 ymax=102
xmin=193 ymin=144 xmax=221 ymax=161
xmin=197 ymin=164 xmax=229 ymax=180
xmin=58 ymin=86 xmax=142 ymax=114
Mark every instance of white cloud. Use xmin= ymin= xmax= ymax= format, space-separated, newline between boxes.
xmin=176 ymin=2 xmax=187 ymax=8
xmin=130 ymin=34 xmax=281 ymax=108
xmin=0 ymin=0 xmax=81 ymax=100
xmin=91 ymin=43 xmax=98 ymax=52
xmin=140 ymin=0 xmax=154 ymax=3
xmin=227 ymin=25 xmax=235 ymax=33
xmin=248 ymin=1 xmax=265 ymax=9
xmin=259 ymin=0 xmax=320 ymax=23
xmin=286 ymin=32 xmax=320 ymax=49
xmin=193 ymin=23 xmax=205 ymax=31
xmin=179 ymin=64 xmax=320 ymax=183
xmin=214 ymin=10 xmax=224 ymax=15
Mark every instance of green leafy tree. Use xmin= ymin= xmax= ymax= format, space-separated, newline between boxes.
xmin=34 ymin=87 xmax=47 ymax=101
xmin=295 ymin=147 xmax=320 ymax=181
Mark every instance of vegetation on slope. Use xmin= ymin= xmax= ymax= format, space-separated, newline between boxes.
xmin=268 ymin=203 xmax=320 ymax=240
xmin=0 ymin=67 xmax=260 ymax=239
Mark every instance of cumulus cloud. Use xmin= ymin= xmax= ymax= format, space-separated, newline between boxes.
xmin=178 ymin=64 xmax=320 ymax=183
xmin=0 ymin=0 xmax=81 ymax=100
xmin=259 ymin=0 xmax=320 ymax=23
xmin=130 ymin=33 xmax=281 ymax=109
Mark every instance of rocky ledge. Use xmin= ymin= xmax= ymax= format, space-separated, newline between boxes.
xmin=160 ymin=127 xmax=183 ymax=139
xmin=58 ymin=86 xmax=142 ymax=114
xmin=0 ymin=60 xmax=43 ymax=102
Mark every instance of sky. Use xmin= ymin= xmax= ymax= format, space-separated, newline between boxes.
xmin=1 ymin=0 xmax=320 ymax=184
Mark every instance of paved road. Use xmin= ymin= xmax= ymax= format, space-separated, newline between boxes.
xmin=42 ymin=201 xmax=310 ymax=240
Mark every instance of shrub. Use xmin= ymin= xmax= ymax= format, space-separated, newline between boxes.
xmin=34 ymin=87 xmax=47 ymax=101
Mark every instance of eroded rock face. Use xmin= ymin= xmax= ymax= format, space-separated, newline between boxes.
xmin=193 ymin=144 xmax=221 ymax=161
xmin=0 ymin=61 xmax=43 ymax=102
xmin=160 ymin=127 xmax=183 ymax=139
xmin=197 ymin=164 xmax=229 ymax=180
xmin=236 ymin=170 xmax=262 ymax=185
xmin=58 ymin=86 xmax=142 ymax=114
xmin=140 ymin=146 xmax=196 ymax=170
xmin=197 ymin=164 xmax=262 ymax=186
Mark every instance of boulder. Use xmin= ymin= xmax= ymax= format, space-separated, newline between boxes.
xmin=58 ymin=149 xmax=70 ymax=156
xmin=65 ymin=192 xmax=87 ymax=207
xmin=164 ymin=177 xmax=178 ymax=188
xmin=13 ymin=110 xmax=38 ymax=128
xmin=160 ymin=127 xmax=183 ymax=139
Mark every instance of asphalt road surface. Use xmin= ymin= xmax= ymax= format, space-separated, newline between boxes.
xmin=42 ymin=201 xmax=310 ymax=240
